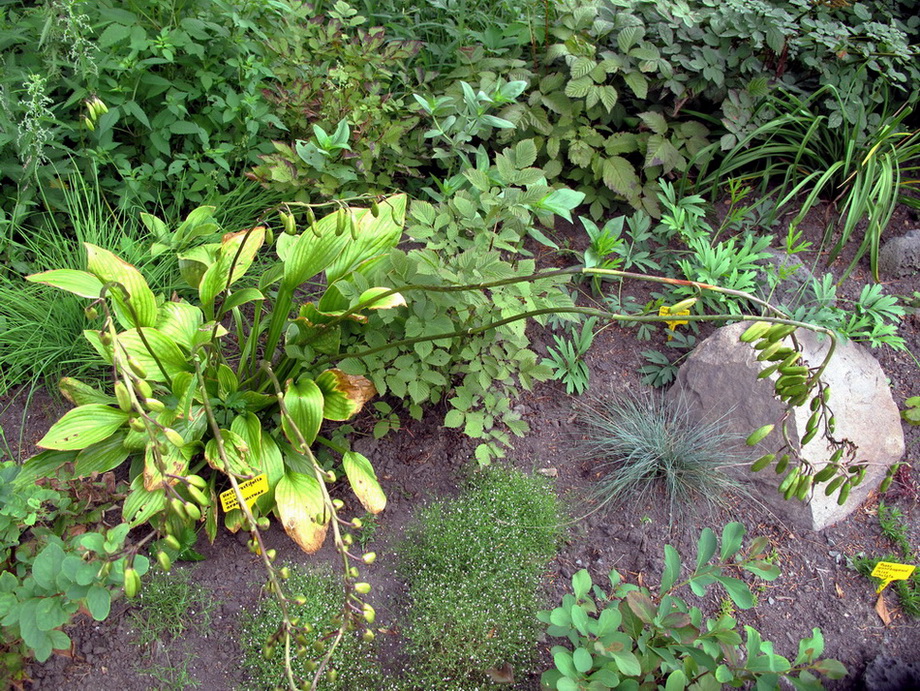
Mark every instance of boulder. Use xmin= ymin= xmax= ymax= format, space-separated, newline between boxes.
xmin=668 ymin=322 xmax=904 ymax=531
xmin=878 ymin=228 xmax=920 ymax=278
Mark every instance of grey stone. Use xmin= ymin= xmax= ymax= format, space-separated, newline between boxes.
xmin=668 ymin=322 xmax=904 ymax=531
xmin=878 ymin=228 xmax=920 ymax=278
xmin=864 ymin=654 xmax=920 ymax=691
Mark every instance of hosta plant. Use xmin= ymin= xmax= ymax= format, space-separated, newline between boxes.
xmin=540 ymin=523 xmax=848 ymax=690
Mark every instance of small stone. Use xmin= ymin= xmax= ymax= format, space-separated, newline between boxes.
xmin=536 ymin=468 xmax=558 ymax=477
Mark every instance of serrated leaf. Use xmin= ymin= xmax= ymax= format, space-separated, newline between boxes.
xmin=601 ymin=156 xmax=641 ymax=200
xmin=564 ymin=76 xmax=592 ymax=99
xmin=570 ymin=56 xmax=597 ymax=79
xmin=275 ymin=472 xmax=328 ymax=553
xmin=624 ymin=71 xmax=648 ymax=99
xmin=37 ymin=405 xmax=129 ymax=451
xmin=514 ymin=138 xmax=538 ymax=168
xmin=618 ymin=26 xmax=643 ymax=53
xmin=644 ymin=134 xmax=684 ymax=174
xmin=639 ymin=111 xmax=668 ymax=135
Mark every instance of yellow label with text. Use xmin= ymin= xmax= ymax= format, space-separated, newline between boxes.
xmin=220 ymin=474 xmax=269 ymax=513
xmin=871 ymin=561 xmax=916 ymax=593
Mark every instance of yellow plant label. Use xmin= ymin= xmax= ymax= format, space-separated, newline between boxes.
xmin=870 ymin=561 xmax=916 ymax=593
xmin=220 ymin=473 xmax=269 ymax=513
xmin=658 ymin=306 xmax=690 ymax=340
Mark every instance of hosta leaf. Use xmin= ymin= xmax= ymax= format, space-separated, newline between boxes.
xmin=85 ymin=243 xmax=158 ymax=329
xmin=356 ymin=287 xmax=406 ymax=310
xmin=315 ymin=369 xmax=376 ymax=421
xmin=283 ymin=377 xmax=324 ymax=448
xmin=73 ymin=431 xmax=130 ymax=477
xmin=37 ymin=405 xmax=129 ymax=451
xmin=58 ymin=378 xmax=116 ymax=406
xmin=25 ymin=269 xmax=104 ymax=298
xmin=199 ymin=226 xmax=265 ymax=317
xmin=123 ymin=474 xmax=166 ymax=526
xmin=342 ymin=451 xmax=387 ymax=514
xmin=282 ymin=208 xmax=353 ymax=289
xmin=204 ymin=429 xmax=254 ymax=476
xmin=275 ymin=472 xmax=328 ymax=553
xmin=156 ymin=301 xmax=203 ymax=350
xmin=325 ymin=194 xmax=407 ymax=284
xmin=143 ymin=443 xmax=189 ymax=491
xmin=116 ymin=328 xmax=193 ymax=383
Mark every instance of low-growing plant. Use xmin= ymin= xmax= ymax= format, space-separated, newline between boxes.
xmin=131 ymin=567 xmax=217 ymax=645
xmin=540 ymin=522 xmax=848 ymax=689
xmin=0 ymin=461 xmax=147 ymax=684
xmin=240 ymin=563 xmax=383 ymax=690
xmin=397 ymin=467 xmax=562 ymax=689
xmin=544 ymin=317 xmax=598 ymax=395
xmin=575 ymin=389 xmax=746 ymax=519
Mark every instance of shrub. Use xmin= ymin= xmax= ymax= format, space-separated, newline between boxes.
xmin=575 ymin=388 xmax=746 ymax=518
xmin=396 ymin=467 xmax=562 ymax=689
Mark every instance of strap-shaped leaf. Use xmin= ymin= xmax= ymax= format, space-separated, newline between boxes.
xmin=342 ymin=451 xmax=386 ymax=514
xmin=275 ymin=472 xmax=328 ymax=553
xmin=315 ymin=369 xmax=376 ymax=421
xmin=85 ymin=243 xmax=157 ymax=328
xmin=38 ymin=405 xmax=130 ymax=450
xmin=282 ymin=377 xmax=323 ymax=448
xmin=232 ymin=414 xmax=284 ymax=512
xmin=25 ymin=269 xmax=104 ymax=298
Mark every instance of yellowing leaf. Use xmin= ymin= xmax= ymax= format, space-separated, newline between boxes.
xmin=85 ymin=243 xmax=158 ymax=328
xmin=356 ymin=287 xmax=406 ymax=310
xmin=275 ymin=472 xmax=328 ymax=553
xmin=315 ymin=369 xmax=376 ymax=421
xmin=342 ymin=451 xmax=386 ymax=514
xmin=25 ymin=269 xmax=104 ymax=298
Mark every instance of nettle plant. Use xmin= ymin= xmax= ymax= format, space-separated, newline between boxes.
xmin=540 ymin=523 xmax=848 ymax=690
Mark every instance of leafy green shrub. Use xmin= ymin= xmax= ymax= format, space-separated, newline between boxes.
xmin=540 ymin=523 xmax=848 ymax=690
xmin=397 ymin=467 xmax=562 ymax=689
xmin=576 ymin=389 xmax=746 ymax=518
xmin=0 ymin=0 xmax=286 ymax=220
xmin=0 ymin=461 xmax=147 ymax=684
xmin=240 ymin=564 xmax=383 ymax=690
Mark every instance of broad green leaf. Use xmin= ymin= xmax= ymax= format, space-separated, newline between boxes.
xmin=282 ymin=209 xmax=354 ymax=289
xmin=123 ymin=475 xmax=166 ymax=525
xmin=86 ymin=586 xmax=111 ymax=621
xmin=32 ymin=543 xmax=65 ymax=590
xmin=25 ymin=269 xmax=104 ymax=298
xmin=143 ymin=443 xmax=189 ymax=491
xmin=85 ymin=243 xmax=157 ymax=328
xmin=74 ymin=431 xmax=130 ymax=477
xmin=342 ymin=451 xmax=386 ymax=514
xmin=602 ymin=156 xmax=641 ymax=200
xmin=644 ymin=134 xmax=684 ymax=174
xmin=221 ymin=288 xmax=265 ymax=313
xmin=717 ymin=575 xmax=754 ymax=609
xmin=325 ymin=194 xmax=407 ymax=284
xmin=315 ymin=369 xmax=376 ymax=421
xmin=696 ymin=528 xmax=717 ymax=570
xmin=204 ymin=429 xmax=254 ymax=476
xmin=199 ymin=226 xmax=265 ymax=317
xmin=116 ymin=328 xmax=193 ymax=382
xmin=356 ymin=287 xmax=406 ymax=310
xmin=573 ymin=647 xmax=593 ymax=673
xmin=283 ymin=377 xmax=324 ymax=448
xmin=156 ymin=301 xmax=204 ymax=350
xmin=58 ymin=378 xmax=115 ymax=406
xmin=538 ymin=189 xmax=586 ymax=221
xmin=572 ymin=569 xmax=592 ymax=599
xmin=665 ymin=669 xmax=688 ymax=691
xmin=275 ymin=472 xmax=328 ymax=553
xmin=720 ymin=522 xmax=746 ymax=560
xmin=660 ymin=544 xmax=681 ymax=593
xmin=624 ymin=72 xmax=648 ymax=100
xmin=625 ymin=590 xmax=656 ymax=623
xmin=38 ymin=405 xmax=129 ymax=451
xmin=639 ymin=111 xmax=668 ymax=135
xmin=13 ymin=450 xmax=76 ymax=488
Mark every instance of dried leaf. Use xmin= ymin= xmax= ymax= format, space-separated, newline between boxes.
xmin=484 ymin=663 xmax=514 ymax=684
xmin=874 ymin=593 xmax=891 ymax=625
xmin=835 ymin=582 xmax=845 ymax=598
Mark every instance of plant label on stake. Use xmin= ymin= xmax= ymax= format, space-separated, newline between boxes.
xmin=220 ymin=473 xmax=269 ymax=513
xmin=871 ymin=561 xmax=916 ymax=594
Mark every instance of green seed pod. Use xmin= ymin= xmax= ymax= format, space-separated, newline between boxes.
xmin=184 ymin=502 xmax=202 ymax=521
xmin=115 ymin=382 xmax=132 ymax=412
xmin=370 ymin=200 xmax=380 ymax=218
xmin=813 ymin=464 xmax=837 ymax=483
xmin=123 ymin=568 xmax=141 ymax=598
xmin=164 ymin=428 xmax=185 ymax=447
xmin=170 ymin=498 xmax=188 ymax=520
xmin=99 ymin=331 xmax=112 ymax=346
xmin=806 ymin=410 xmax=821 ymax=433
xmin=827 ymin=416 xmax=836 ymax=434
xmin=794 ymin=474 xmax=812 ymax=501
xmin=84 ymin=305 xmax=99 ymax=320
xmin=810 ymin=395 xmax=822 ymax=412
xmin=264 ymin=227 xmax=274 ymax=245
xmin=352 ymin=518 xmax=363 ymax=529
xmin=362 ymin=604 xmax=376 ymax=624
xmin=757 ymin=362 xmax=782 ymax=380
xmin=800 ymin=427 xmax=818 ymax=447
xmin=327 ymin=670 xmax=338 ymax=683
xmin=765 ymin=323 xmax=797 ymax=343
xmin=129 ymin=417 xmax=146 ymax=433
xmin=127 ymin=357 xmax=147 ymax=378
xmin=765 ymin=347 xmax=795 ymax=362
xmin=746 ymin=424 xmax=774 ymax=446
xmin=836 ymin=482 xmax=852 ymax=506
xmin=279 ymin=567 xmax=291 ymax=579
xmin=775 ymin=454 xmax=790 ymax=474
xmin=362 ymin=552 xmax=376 ymax=565
xmin=266 ymin=548 xmax=277 ymax=561
xmin=145 ymin=398 xmax=166 ymax=412
xmin=136 ymin=379 xmax=153 ymax=399
xmin=347 ymin=566 xmax=359 ymax=578
xmin=354 ymin=582 xmax=371 ymax=594
xmin=164 ymin=534 xmax=182 ymax=551
xmin=157 ymin=550 xmax=172 ymax=572
xmin=824 ymin=476 xmax=845 ymax=496
xmin=83 ymin=116 xmax=95 ymax=131
xmin=256 ymin=516 xmax=271 ymax=530
xmin=342 ymin=533 xmax=353 ymax=546
xmin=878 ymin=464 xmax=899 ymax=494
xmin=740 ymin=321 xmax=772 ymax=343
xmin=186 ymin=474 xmax=207 ymax=489
xmin=829 ymin=448 xmax=845 ymax=464
xmin=750 ymin=454 xmax=775 ymax=472
xmin=262 ymin=645 xmax=275 ymax=660
xmin=280 ymin=211 xmax=296 ymax=235
xmin=187 ymin=484 xmax=210 ymax=507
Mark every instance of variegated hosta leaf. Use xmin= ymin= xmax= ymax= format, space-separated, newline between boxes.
xmin=73 ymin=431 xmax=130 ymax=477
xmin=315 ymin=370 xmax=376 ymax=421
xmin=37 ymin=405 xmax=130 ymax=451
xmin=115 ymin=328 xmax=194 ymax=383
xmin=275 ymin=472 xmax=329 ymax=553
xmin=84 ymin=243 xmax=158 ymax=329
xmin=156 ymin=301 xmax=204 ymax=350
xmin=342 ymin=451 xmax=386 ymax=514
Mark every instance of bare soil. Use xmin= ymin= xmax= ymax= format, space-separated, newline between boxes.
xmin=3 ymin=201 xmax=919 ymax=690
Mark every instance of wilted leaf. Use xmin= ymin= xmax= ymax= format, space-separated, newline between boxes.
xmin=275 ymin=472 xmax=328 ymax=553
xmin=315 ymin=369 xmax=376 ymax=421
xmin=874 ymin=593 xmax=891 ymax=625
xmin=342 ymin=451 xmax=386 ymax=514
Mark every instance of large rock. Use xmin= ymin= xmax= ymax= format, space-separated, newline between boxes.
xmin=878 ymin=228 xmax=920 ymax=278
xmin=668 ymin=322 xmax=903 ymax=531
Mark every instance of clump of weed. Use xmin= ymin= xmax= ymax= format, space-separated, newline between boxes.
xmin=395 ymin=466 xmax=562 ymax=690
xmin=131 ymin=567 xmax=217 ymax=645
xmin=576 ymin=389 xmax=746 ymax=519
xmin=239 ymin=564 xmax=382 ymax=690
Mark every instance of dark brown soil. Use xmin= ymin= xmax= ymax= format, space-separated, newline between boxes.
xmin=3 ymin=201 xmax=919 ymax=690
